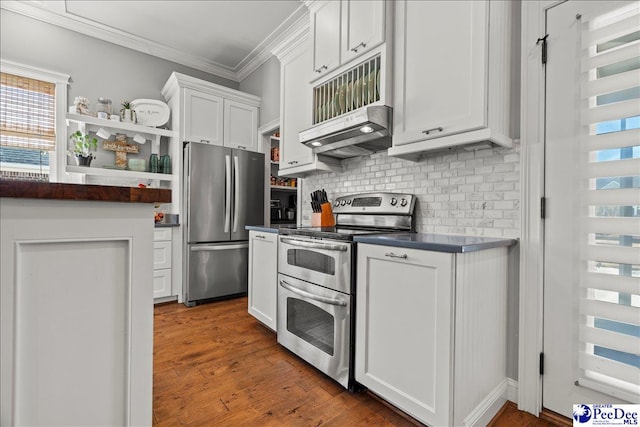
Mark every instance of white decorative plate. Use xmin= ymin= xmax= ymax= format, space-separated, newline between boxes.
xmin=130 ymin=99 xmax=170 ymax=127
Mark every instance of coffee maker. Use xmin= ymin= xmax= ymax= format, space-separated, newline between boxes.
xmin=270 ymin=200 xmax=282 ymax=221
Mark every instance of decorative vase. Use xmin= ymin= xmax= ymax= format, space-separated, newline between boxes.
xmin=74 ymin=154 xmax=93 ymax=167
xmin=122 ymin=109 xmax=136 ymax=123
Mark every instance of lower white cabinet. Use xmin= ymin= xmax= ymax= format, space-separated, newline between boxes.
xmin=356 ymin=243 xmax=508 ymax=426
xmin=248 ymin=231 xmax=278 ymax=331
xmin=153 ymin=228 xmax=172 ymax=299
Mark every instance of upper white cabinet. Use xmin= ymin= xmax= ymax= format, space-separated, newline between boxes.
xmin=162 ymin=72 xmax=261 ymax=153
xmin=224 ymin=99 xmax=259 ymax=151
xmin=183 ymin=88 xmax=223 ymax=146
xmin=389 ymin=0 xmax=514 ymax=158
xmin=308 ymin=0 xmax=388 ymax=79
xmin=310 ymin=1 xmax=341 ymax=76
xmin=273 ymin=30 xmax=341 ymax=177
xmin=341 ymin=0 xmax=386 ymax=64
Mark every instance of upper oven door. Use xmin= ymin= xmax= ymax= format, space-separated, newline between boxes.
xmin=278 ymin=236 xmax=352 ymax=294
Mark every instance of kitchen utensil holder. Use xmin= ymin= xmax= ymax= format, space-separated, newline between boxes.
xmin=311 ymin=202 xmax=335 ymax=227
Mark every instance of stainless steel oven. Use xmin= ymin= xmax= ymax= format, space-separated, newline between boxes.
xmin=277 ymin=273 xmax=351 ymax=388
xmin=278 ymin=236 xmax=351 ymax=293
xmin=277 ymin=192 xmax=417 ymax=391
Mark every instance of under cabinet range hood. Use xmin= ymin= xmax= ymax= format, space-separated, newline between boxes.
xmin=299 ymin=105 xmax=392 ymax=159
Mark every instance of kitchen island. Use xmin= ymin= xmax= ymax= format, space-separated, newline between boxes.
xmin=0 ymin=180 xmax=170 ymax=426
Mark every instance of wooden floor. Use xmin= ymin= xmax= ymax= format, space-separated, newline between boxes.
xmin=153 ymin=297 xmax=559 ymax=426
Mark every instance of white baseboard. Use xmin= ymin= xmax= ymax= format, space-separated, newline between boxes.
xmin=507 ymin=378 xmax=519 ymax=403
xmin=465 ymin=379 xmax=508 ymax=426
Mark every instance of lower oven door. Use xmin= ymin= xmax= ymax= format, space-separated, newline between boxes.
xmin=278 ymin=236 xmax=351 ymax=294
xmin=277 ymin=273 xmax=351 ymax=389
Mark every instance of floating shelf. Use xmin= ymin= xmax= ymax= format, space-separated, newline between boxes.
xmin=66 ymin=113 xmax=175 ymax=138
xmin=66 ymin=165 xmax=174 ymax=181
xmin=271 ymin=185 xmax=297 ymax=192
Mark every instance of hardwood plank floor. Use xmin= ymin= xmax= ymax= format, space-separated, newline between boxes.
xmin=153 ymin=298 xmax=562 ymax=426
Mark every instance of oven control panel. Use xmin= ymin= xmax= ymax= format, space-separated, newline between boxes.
xmin=333 ymin=192 xmax=416 ymax=215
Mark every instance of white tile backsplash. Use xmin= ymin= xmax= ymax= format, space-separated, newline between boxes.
xmin=301 ymin=142 xmax=521 ymax=238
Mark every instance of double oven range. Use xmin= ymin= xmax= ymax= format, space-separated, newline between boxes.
xmin=277 ymin=192 xmax=416 ymax=390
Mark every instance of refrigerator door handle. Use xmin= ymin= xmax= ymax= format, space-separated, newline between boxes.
xmin=190 ymin=243 xmax=249 ymax=251
xmin=224 ymin=154 xmax=231 ymax=232
xmin=233 ymin=155 xmax=239 ymax=233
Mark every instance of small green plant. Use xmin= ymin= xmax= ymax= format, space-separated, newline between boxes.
xmin=68 ymin=130 xmax=98 ymax=158
xmin=121 ymin=100 xmax=133 ymax=111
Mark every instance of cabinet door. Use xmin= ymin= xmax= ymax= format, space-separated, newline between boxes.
xmin=393 ymin=0 xmax=488 ymax=146
xmin=183 ymin=88 xmax=223 ymax=146
xmin=280 ymin=38 xmax=315 ymax=170
xmin=310 ymin=0 xmax=341 ymax=76
xmin=224 ymin=100 xmax=258 ymax=151
xmin=248 ymin=231 xmax=278 ymax=330
xmin=153 ymin=269 xmax=172 ymax=299
xmin=355 ymin=243 xmax=454 ymax=426
xmin=341 ymin=0 xmax=386 ymax=64
xmin=153 ymin=240 xmax=172 ymax=270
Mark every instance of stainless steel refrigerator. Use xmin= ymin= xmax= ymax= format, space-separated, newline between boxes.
xmin=183 ymin=142 xmax=264 ymax=306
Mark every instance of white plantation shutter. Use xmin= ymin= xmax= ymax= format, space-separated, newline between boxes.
xmin=579 ymin=2 xmax=640 ymax=402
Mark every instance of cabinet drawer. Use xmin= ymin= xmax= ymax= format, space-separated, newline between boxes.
xmin=153 ymin=269 xmax=172 ymax=299
xmin=154 ymin=241 xmax=172 ymax=269
xmin=154 ymin=228 xmax=172 ymax=241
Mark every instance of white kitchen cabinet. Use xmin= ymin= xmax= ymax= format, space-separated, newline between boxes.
xmin=248 ymin=231 xmax=278 ymax=330
xmin=153 ymin=227 xmax=172 ymax=299
xmin=224 ymin=99 xmax=259 ymax=151
xmin=273 ymin=30 xmax=342 ymax=177
xmin=310 ymin=0 xmax=341 ymax=76
xmin=389 ymin=0 xmax=514 ymax=158
xmin=182 ymin=88 xmax=224 ymax=146
xmin=308 ymin=0 xmax=387 ymax=78
xmin=356 ymin=243 xmax=509 ymax=426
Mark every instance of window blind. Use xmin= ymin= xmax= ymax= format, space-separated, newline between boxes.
xmin=0 ymin=72 xmax=56 ymax=151
xmin=579 ymin=2 xmax=640 ymax=403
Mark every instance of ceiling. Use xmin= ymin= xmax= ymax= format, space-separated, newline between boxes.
xmin=1 ymin=0 xmax=308 ymax=82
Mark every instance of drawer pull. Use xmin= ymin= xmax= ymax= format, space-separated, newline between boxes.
xmin=288 ymin=160 xmax=298 ymax=165
xmin=351 ymin=42 xmax=366 ymax=52
xmin=385 ymin=252 xmax=408 ymax=259
xmin=200 ymin=139 xmax=210 ymax=143
xmin=315 ymin=65 xmax=328 ymax=73
xmin=238 ymin=145 xmax=246 ymax=150
xmin=422 ymin=127 xmax=443 ymax=135
xmin=255 ymin=234 xmax=266 ymax=239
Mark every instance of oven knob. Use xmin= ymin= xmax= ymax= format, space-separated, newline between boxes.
xmin=400 ymin=198 xmax=408 ymax=207
xmin=334 ymin=200 xmax=340 ymax=207
xmin=341 ymin=200 xmax=347 ymax=206
xmin=390 ymin=197 xmax=397 ymax=206
xmin=346 ymin=199 xmax=351 ymax=205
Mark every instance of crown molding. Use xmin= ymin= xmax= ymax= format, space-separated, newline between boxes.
xmin=235 ymin=5 xmax=309 ymax=82
xmin=1 ymin=0 xmax=308 ymax=83
xmin=271 ymin=14 xmax=311 ymax=60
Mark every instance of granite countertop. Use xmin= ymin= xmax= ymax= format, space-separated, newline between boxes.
xmin=0 ymin=180 xmax=171 ymax=204
xmin=354 ymin=233 xmax=517 ymax=253
xmin=245 ymin=224 xmax=296 ymax=234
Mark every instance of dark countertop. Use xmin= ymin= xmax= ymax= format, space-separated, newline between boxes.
xmin=245 ymin=224 xmax=296 ymax=234
xmin=354 ymin=233 xmax=517 ymax=253
xmin=0 ymin=180 xmax=171 ymax=204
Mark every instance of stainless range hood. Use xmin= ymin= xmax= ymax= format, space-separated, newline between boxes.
xmin=299 ymin=106 xmax=392 ymax=159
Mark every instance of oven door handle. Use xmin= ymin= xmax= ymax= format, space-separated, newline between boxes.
xmin=279 ymin=280 xmax=348 ymax=307
xmin=280 ymin=237 xmax=348 ymax=252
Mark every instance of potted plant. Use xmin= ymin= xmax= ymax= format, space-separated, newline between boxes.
xmin=68 ymin=130 xmax=98 ymax=166
xmin=121 ymin=100 xmax=137 ymax=123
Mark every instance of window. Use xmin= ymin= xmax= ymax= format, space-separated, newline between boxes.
xmin=580 ymin=2 xmax=640 ymax=402
xmin=0 ymin=61 xmax=69 ymax=182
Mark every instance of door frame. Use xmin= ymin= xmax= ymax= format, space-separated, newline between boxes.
xmin=518 ymin=0 xmax=564 ymax=416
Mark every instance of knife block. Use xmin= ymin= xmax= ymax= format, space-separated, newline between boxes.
xmin=320 ymin=202 xmax=336 ymax=226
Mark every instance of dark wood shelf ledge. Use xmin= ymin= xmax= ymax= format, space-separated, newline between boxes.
xmin=0 ymin=180 xmax=171 ymax=204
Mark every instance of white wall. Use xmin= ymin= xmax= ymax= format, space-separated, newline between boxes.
xmin=239 ymin=56 xmax=281 ymax=127
xmin=0 ymin=10 xmax=238 ymax=109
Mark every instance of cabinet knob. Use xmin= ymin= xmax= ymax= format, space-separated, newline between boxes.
xmin=315 ymin=65 xmax=328 ymax=73
xmin=385 ymin=252 xmax=408 ymax=259
xmin=422 ymin=127 xmax=444 ymax=135
xmin=351 ymin=42 xmax=367 ymax=53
